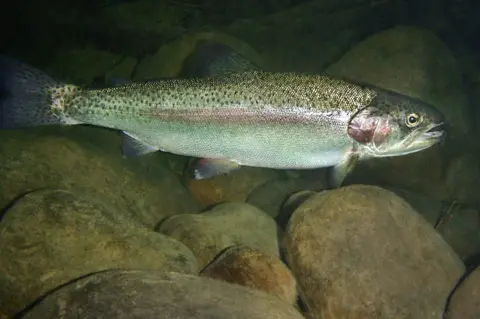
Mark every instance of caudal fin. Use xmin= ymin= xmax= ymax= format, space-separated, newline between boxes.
xmin=0 ymin=55 xmax=73 ymax=129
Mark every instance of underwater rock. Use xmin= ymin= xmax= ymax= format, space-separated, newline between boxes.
xmin=326 ymin=26 xmax=470 ymax=199
xmin=45 ymin=48 xmax=135 ymax=85
xmin=19 ymin=269 xmax=305 ymax=319
xmin=134 ymin=31 xmax=264 ymax=80
xmin=436 ymin=205 xmax=480 ymax=260
xmin=101 ymin=0 xmax=186 ymax=44
xmin=157 ymin=202 xmax=280 ymax=269
xmin=187 ymin=167 xmax=280 ymax=208
xmin=383 ymin=186 xmax=444 ymax=226
xmin=445 ymin=154 xmax=480 ymax=206
xmin=246 ymin=177 xmax=325 ymax=219
xmin=381 ymin=186 xmax=480 ymax=261
xmin=105 ymin=56 xmax=138 ymax=83
xmin=0 ymin=126 xmax=199 ymax=229
xmin=227 ymin=0 xmax=394 ymax=73
xmin=284 ymin=184 xmax=465 ymax=319
xmin=201 ymin=245 xmax=297 ymax=305
xmin=277 ymin=190 xmax=317 ymax=230
xmin=0 ymin=190 xmax=198 ymax=317
xmin=446 ymin=267 xmax=480 ymax=319
xmin=347 ymin=147 xmax=448 ymax=201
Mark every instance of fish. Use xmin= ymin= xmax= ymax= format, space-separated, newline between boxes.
xmin=0 ymin=41 xmax=445 ymax=187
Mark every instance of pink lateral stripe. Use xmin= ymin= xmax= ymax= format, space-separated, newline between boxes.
xmin=139 ymin=107 xmax=329 ymax=125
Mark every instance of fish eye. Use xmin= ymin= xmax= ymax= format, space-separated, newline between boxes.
xmin=406 ymin=113 xmax=421 ymax=127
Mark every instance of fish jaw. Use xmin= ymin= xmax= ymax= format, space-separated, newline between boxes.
xmin=395 ymin=128 xmax=445 ymax=156
xmin=379 ymin=122 xmax=445 ymax=157
xmin=411 ymin=122 xmax=445 ymax=144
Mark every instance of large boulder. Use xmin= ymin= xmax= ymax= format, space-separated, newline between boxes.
xmin=446 ymin=267 xmax=480 ymax=319
xmin=157 ymin=202 xmax=280 ymax=269
xmin=201 ymin=245 xmax=297 ymax=305
xmin=187 ymin=167 xmax=280 ymax=208
xmin=19 ymin=269 xmax=305 ymax=319
xmin=0 ymin=190 xmax=198 ymax=317
xmin=284 ymin=184 xmax=465 ymax=319
xmin=0 ymin=126 xmax=199 ymax=229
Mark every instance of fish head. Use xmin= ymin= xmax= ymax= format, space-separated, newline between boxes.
xmin=347 ymin=89 xmax=445 ymax=158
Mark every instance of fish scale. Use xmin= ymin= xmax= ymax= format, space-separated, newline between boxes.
xmin=59 ymin=71 xmax=377 ymax=122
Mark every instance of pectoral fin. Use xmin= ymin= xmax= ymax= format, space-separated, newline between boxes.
xmin=328 ymin=152 xmax=360 ymax=188
xmin=194 ymin=158 xmax=241 ymax=179
xmin=121 ymin=131 xmax=160 ymax=158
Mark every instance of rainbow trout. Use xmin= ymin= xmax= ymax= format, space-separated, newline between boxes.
xmin=0 ymin=42 xmax=445 ymax=186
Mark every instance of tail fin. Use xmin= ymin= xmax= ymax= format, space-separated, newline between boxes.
xmin=0 ymin=55 xmax=74 ymax=129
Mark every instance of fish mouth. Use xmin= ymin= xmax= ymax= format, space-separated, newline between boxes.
xmin=418 ymin=122 xmax=445 ymax=142
xmin=392 ymin=122 xmax=445 ymax=156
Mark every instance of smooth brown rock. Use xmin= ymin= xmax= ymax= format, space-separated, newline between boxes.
xmin=446 ymin=267 xmax=480 ymax=319
xmin=277 ymin=190 xmax=317 ymax=229
xmin=284 ymin=184 xmax=465 ymax=319
xmin=157 ymin=202 xmax=280 ymax=268
xmin=201 ymin=245 xmax=297 ymax=305
xmin=0 ymin=190 xmax=198 ymax=317
xmin=0 ymin=126 xmax=199 ymax=229
xmin=20 ymin=269 xmax=305 ymax=319
xmin=384 ymin=186 xmax=444 ymax=226
xmin=187 ymin=167 xmax=280 ymax=208
xmin=246 ymin=177 xmax=324 ymax=219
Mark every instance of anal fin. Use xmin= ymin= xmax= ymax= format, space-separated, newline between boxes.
xmin=121 ymin=131 xmax=160 ymax=158
xmin=194 ymin=158 xmax=241 ymax=179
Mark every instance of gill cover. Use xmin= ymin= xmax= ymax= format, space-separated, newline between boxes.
xmin=347 ymin=106 xmax=392 ymax=147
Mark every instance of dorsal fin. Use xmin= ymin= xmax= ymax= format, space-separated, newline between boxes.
xmin=180 ymin=40 xmax=260 ymax=77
